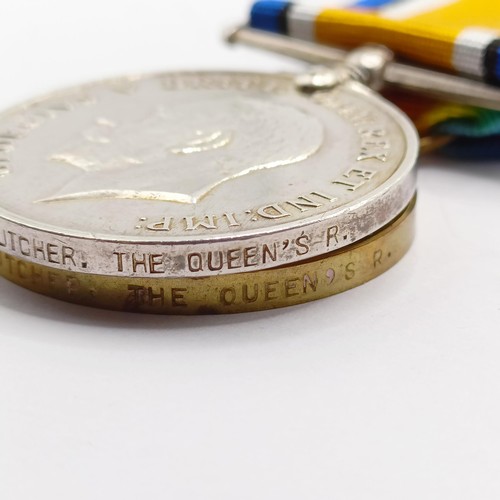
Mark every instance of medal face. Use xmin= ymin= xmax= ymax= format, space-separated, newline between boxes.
xmin=0 ymin=72 xmax=417 ymax=278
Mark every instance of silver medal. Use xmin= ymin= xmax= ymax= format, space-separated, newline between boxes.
xmin=0 ymin=70 xmax=418 ymax=278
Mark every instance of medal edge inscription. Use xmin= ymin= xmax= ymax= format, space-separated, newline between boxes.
xmin=0 ymin=198 xmax=416 ymax=315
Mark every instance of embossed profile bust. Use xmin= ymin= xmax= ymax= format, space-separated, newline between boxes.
xmin=41 ymin=91 xmax=324 ymax=204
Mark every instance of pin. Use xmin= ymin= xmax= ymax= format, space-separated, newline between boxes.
xmin=227 ymin=26 xmax=500 ymax=111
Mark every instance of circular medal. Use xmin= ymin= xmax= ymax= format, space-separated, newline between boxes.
xmin=0 ymin=197 xmax=415 ymax=314
xmin=0 ymin=72 xmax=418 ymax=279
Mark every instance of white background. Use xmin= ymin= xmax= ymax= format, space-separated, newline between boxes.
xmin=1 ymin=1 xmax=500 ymax=499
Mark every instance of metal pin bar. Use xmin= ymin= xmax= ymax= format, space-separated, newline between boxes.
xmin=227 ymin=26 xmax=500 ymax=112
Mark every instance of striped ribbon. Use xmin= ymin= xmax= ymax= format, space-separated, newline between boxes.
xmin=250 ymin=0 xmax=500 ymax=158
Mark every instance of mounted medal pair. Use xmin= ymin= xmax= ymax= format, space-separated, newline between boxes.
xmin=0 ymin=1 xmax=498 ymax=314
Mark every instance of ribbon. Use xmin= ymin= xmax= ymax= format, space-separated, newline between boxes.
xmin=250 ymin=0 xmax=500 ymax=158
